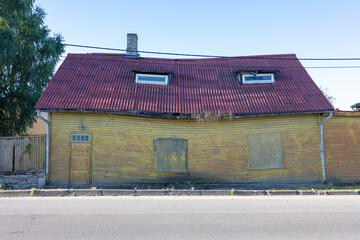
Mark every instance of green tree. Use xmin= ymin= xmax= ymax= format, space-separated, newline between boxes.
xmin=320 ymin=86 xmax=336 ymax=105
xmin=0 ymin=0 xmax=64 ymax=136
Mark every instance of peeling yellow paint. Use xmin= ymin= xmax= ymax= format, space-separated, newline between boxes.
xmin=324 ymin=111 xmax=360 ymax=183
xmin=48 ymin=112 xmax=323 ymax=185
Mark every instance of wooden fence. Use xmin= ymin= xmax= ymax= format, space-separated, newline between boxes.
xmin=0 ymin=135 xmax=46 ymax=173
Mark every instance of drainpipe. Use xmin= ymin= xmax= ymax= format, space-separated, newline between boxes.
xmin=37 ymin=111 xmax=49 ymax=177
xmin=320 ymin=111 xmax=333 ymax=183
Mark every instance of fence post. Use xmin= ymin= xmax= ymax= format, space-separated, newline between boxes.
xmin=12 ymin=145 xmax=15 ymax=173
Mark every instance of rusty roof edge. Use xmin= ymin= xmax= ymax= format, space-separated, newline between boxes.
xmin=35 ymin=108 xmax=334 ymax=120
xmin=231 ymin=110 xmax=334 ymax=119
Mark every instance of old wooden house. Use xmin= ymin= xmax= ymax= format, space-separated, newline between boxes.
xmin=35 ymin=34 xmax=334 ymax=186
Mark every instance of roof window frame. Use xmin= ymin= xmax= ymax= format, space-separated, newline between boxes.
xmin=241 ymin=73 xmax=275 ymax=84
xmin=135 ymin=73 xmax=169 ymax=85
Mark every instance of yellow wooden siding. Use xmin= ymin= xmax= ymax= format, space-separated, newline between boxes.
xmin=26 ymin=116 xmax=47 ymax=135
xmin=324 ymin=112 xmax=360 ymax=183
xmin=49 ymin=112 xmax=322 ymax=185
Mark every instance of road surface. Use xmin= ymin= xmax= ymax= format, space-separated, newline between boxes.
xmin=1 ymin=196 xmax=360 ymax=239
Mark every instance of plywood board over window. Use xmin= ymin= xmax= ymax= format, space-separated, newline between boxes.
xmin=248 ymin=133 xmax=283 ymax=170
xmin=153 ymin=138 xmax=187 ymax=172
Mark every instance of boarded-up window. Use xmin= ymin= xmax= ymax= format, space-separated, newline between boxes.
xmin=153 ymin=138 xmax=187 ymax=172
xmin=248 ymin=133 xmax=283 ymax=169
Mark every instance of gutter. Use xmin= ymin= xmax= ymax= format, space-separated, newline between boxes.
xmin=37 ymin=108 xmax=334 ymax=120
xmin=37 ymin=111 xmax=49 ymax=177
xmin=320 ymin=112 xmax=333 ymax=183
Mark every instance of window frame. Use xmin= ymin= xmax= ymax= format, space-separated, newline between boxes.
xmin=241 ymin=73 xmax=275 ymax=84
xmin=71 ymin=134 xmax=90 ymax=143
xmin=135 ymin=73 xmax=169 ymax=85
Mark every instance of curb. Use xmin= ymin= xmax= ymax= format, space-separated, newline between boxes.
xmin=325 ymin=190 xmax=359 ymax=195
xmin=33 ymin=189 xmax=70 ymax=197
xmin=70 ymin=189 xmax=102 ymax=197
xmin=0 ymin=190 xmax=31 ymax=197
xmin=0 ymin=189 xmax=359 ymax=197
xmin=102 ymin=189 xmax=135 ymax=196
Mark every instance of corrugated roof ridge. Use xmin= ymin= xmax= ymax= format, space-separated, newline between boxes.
xmin=66 ymin=53 xmax=298 ymax=61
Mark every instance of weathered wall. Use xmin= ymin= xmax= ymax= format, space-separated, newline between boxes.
xmin=26 ymin=115 xmax=47 ymax=135
xmin=0 ymin=170 xmax=46 ymax=189
xmin=49 ymin=112 xmax=322 ymax=186
xmin=324 ymin=111 xmax=360 ymax=183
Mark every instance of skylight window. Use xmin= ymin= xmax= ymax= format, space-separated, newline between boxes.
xmin=241 ymin=73 xmax=275 ymax=84
xmin=135 ymin=73 xmax=169 ymax=85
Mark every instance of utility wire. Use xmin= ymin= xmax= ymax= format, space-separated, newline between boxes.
xmin=64 ymin=43 xmax=360 ymax=61
xmin=1 ymin=36 xmax=360 ymax=61
xmin=55 ymin=56 xmax=360 ymax=69
xmin=3 ymin=36 xmax=360 ymax=68
xmin=304 ymin=66 xmax=360 ymax=69
xmin=54 ymin=58 xmax=360 ymax=69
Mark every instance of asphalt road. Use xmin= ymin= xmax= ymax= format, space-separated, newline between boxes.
xmin=0 ymin=196 xmax=360 ymax=240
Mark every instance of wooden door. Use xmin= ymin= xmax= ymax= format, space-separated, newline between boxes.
xmin=70 ymin=143 xmax=90 ymax=186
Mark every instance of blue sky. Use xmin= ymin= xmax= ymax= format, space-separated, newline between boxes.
xmin=35 ymin=0 xmax=360 ymax=110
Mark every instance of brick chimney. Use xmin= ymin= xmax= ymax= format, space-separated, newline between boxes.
xmin=126 ymin=33 xmax=139 ymax=58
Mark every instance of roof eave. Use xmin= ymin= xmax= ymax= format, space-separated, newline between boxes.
xmin=35 ymin=108 xmax=334 ymax=120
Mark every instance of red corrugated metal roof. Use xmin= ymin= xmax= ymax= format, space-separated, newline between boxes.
xmin=35 ymin=53 xmax=334 ymax=116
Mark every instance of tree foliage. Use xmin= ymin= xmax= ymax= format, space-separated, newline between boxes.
xmin=0 ymin=0 xmax=64 ymax=136
xmin=319 ymin=86 xmax=336 ymax=105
